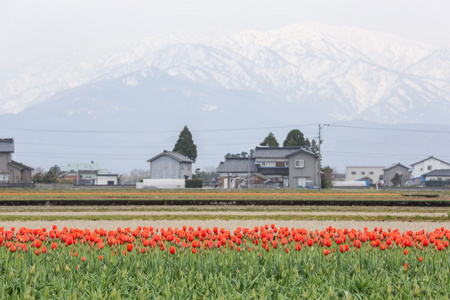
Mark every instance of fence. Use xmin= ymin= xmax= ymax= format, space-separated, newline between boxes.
xmin=0 ymin=182 xmax=35 ymax=188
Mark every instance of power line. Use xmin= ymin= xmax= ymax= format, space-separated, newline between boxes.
xmin=330 ymin=124 xmax=450 ymax=134
xmin=1 ymin=124 xmax=317 ymax=134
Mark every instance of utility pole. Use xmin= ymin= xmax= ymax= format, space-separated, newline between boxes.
xmin=248 ymin=150 xmax=251 ymax=189
xmin=317 ymin=124 xmax=329 ymax=191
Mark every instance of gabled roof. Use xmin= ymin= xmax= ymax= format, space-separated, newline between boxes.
xmin=60 ymin=163 xmax=100 ymax=173
xmin=383 ymin=163 xmax=409 ymax=171
xmin=147 ymin=150 xmax=194 ymax=163
xmin=216 ymin=158 xmax=257 ymax=173
xmin=0 ymin=138 xmax=14 ymax=153
xmin=9 ymin=160 xmax=34 ymax=171
xmin=253 ymin=146 xmax=302 ymax=159
xmin=410 ymin=156 xmax=450 ymax=167
xmin=285 ymin=148 xmax=318 ymax=158
xmin=423 ymin=169 xmax=450 ymax=177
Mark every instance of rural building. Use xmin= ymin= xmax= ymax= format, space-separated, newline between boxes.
xmin=422 ymin=169 xmax=450 ymax=185
xmin=0 ymin=138 xmax=34 ymax=184
xmin=345 ymin=166 xmax=384 ymax=184
xmin=58 ymin=162 xmax=118 ymax=185
xmin=383 ymin=163 xmax=410 ymax=187
xmin=216 ymin=157 xmax=258 ymax=188
xmin=147 ymin=150 xmax=193 ymax=180
xmin=410 ymin=156 xmax=450 ymax=183
xmin=216 ymin=146 xmax=319 ymax=188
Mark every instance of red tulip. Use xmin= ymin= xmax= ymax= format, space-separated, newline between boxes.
xmin=127 ymin=244 xmax=133 ymax=252
xmin=169 ymin=246 xmax=176 ymax=254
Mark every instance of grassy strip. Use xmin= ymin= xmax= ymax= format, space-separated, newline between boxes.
xmin=0 ymin=214 xmax=448 ymax=222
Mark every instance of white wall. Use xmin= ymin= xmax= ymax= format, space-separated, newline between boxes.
xmin=96 ymin=176 xmax=117 ymax=185
xmin=411 ymin=158 xmax=450 ymax=178
xmin=346 ymin=166 xmax=384 ymax=183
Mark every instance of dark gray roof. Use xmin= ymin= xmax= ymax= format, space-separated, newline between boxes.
xmin=423 ymin=169 xmax=450 ymax=177
xmin=0 ymin=138 xmax=14 ymax=153
xmin=217 ymin=158 xmax=257 ymax=173
xmin=259 ymin=167 xmax=289 ymax=176
xmin=383 ymin=163 xmax=409 ymax=171
xmin=410 ymin=156 xmax=450 ymax=166
xmin=285 ymin=148 xmax=318 ymax=158
xmin=147 ymin=150 xmax=193 ymax=163
xmin=10 ymin=160 xmax=34 ymax=170
xmin=253 ymin=146 xmax=302 ymax=158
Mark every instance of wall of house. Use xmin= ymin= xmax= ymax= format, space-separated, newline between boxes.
xmin=20 ymin=169 xmax=32 ymax=183
xmin=0 ymin=153 xmax=10 ymax=182
xmin=424 ymin=175 xmax=450 ymax=182
xmin=150 ymin=156 xmax=192 ymax=179
xmin=383 ymin=166 xmax=410 ymax=187
xmin=288 ymin=152 xmax=318 ymax=188
xmin=411 ymin=158 xmax=450 ymax=178
xmin=180 ymin=162 xmax=192 ymax=179
xmin=346 ymin=167 xmax=384 ymax=183
xmin=7 ymin=164 xmax=21 ymax=183
xmin=97 ymin=176 xmax=118 ymax=185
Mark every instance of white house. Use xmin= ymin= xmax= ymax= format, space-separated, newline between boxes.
xmin=345 ymin=166 xmax=384 ymax=184
xmin=410 ymin=156 xmax=450 ymax=179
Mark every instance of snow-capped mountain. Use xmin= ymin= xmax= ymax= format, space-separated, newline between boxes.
xmin=2 ymin=22 xmax=450 ymax=125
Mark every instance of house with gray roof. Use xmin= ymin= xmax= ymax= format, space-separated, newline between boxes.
xmin=0 ymin=138 xmax=34 ymax=184
xmin=410 ymin=156 xmax=450 ymax=181
xmin=383 ymin=163 xmax=410 ymax=187
xmin=216 ymin=157 xmax=257 ymax=188
xmin=57 ymin=161 xmax=118 ymax=185
xmin=422 ymin=169 xmax=450 ymax=186
xmin=147 ymin=150 xmax=193 ymax=180
xmin=216 ymin=146 xmax=319 ymax=188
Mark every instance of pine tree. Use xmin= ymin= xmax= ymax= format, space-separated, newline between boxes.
xmin=173 ymin=126 xmax=197 ymax=162
xmin=260 ymin=132 xmax=279 ymax=147
xmin=283 ymin=129 xmax=306 ymax=147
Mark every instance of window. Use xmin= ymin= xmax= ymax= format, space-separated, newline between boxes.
xmin=262 ymin=161 xmax=275 ymax=167
xmin=351 ymin=172 xmax=356 ymax=175
xmin=428 ymin=165 xmax=432 ymax=170
xmin=361 ymin=171 xmax=365 ymax=175
xmin=284 ymin=161 xmax=289 ymax=167
xmin=369 ymin=171 xmax=374 ymax=175
xmin=295 ymin=160 xmax=304 ymax=168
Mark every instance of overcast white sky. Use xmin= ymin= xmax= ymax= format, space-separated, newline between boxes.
xmin=1 ymin=0 xmax=450 ymax=63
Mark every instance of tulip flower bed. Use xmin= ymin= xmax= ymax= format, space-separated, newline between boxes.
xmin=0 ymin=191 xmax=444 ymax=202
xmin=1 ymin=225 xmax=450 ymax=299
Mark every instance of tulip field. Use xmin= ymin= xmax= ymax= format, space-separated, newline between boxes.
xmin=1 ymin=224 xmax=450 ymax=299
xmin=0 ymin=190 xmax=447 ymax=201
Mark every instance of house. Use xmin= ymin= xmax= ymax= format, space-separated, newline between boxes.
xmin=285 ymin=148 xmax=320 ymax=188
xmin=0 ymin=138 xmax=34 ymax=184
xmin=216 ymin=146 xmax=319 ymax=188
xmin=422 ymin=169 xmax=450 ymax=186
xmin=216 ymin=157 xmax=258 ymax=188
xmin=410 ymin=156 xmax=450 ymax=183
xmin=345 ymin=166 xmax=384 ymax=184
xmin=383 ymin=163 xmax=410 ymax=187
xmin=58 ymin=162 xmax=118 ymax=185
xmin=147 ymin=150 xmax=193 ymax=180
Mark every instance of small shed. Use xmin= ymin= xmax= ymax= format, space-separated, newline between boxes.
xmin=147 ymin=150 xmax=193 ymax=180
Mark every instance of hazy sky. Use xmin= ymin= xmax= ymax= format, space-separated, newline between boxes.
xmin=1 ymin=0 xmax=450 ymax=63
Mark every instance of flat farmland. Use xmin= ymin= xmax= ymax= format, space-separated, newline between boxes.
xmin=1 ymin=189 xmax=450 ymax=298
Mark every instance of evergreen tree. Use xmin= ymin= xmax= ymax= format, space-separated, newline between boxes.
xmin=391 ymin=173 xmax=403 ymax=187
xmin=260 ymin=132 xmax=279 ymax=147
xmin=283 ymin=129 xmax=306 ymax=147
xmin=173 ymin=126 xmax=197 ymax=162
xmin=310 ymin=139 xmax=319 ymax=154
